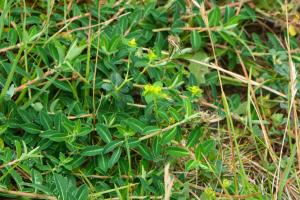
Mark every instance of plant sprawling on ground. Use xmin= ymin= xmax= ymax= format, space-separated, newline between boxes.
xmin=0 ymin=0 xmax=300 ymax=199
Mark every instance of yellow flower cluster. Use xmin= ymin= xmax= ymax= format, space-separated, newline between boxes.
xmin=148 ymin=50 xmax=157 ymax=60
xmin=289 ymin=25 xmax=297 ymax=37
xmin=169 ymin=117 xmax=176 ymax=124
xmin=128 ymin=38 xmax=137 ymax=48
xmin=222 ymin=179 xmax=231 ymax=188
xmin=188 ymin=86 xmax=202 ymax=96
xmin=144 ymin=84 xmax=162 ymax=95
xmin=204 ymin=187 xmax=216 ymax=198
xmin=289 ymin=14 xmax=300 ymax=37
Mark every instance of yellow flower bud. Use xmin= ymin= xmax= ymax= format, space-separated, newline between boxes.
xmin=204 ymin=187 xmax=216 ymax=198
xmin=128 ymin=38 xmax=137 ymax=47
xmin=169 ymin=117 xmax=175 ymax=124
xmin=288 ymin=25 xmax=297 ymax=37
xmin=148 ymin=50 xmax=157 ymax=60
xmin=222 ymin=179 xmax=231 ymax=188
xmin=188 ymin=86 xmax=202 ymax=96
xmin=143 ymin=84 xmax=162 ymax=95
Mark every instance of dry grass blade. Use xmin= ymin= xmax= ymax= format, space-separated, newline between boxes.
xmin=187 ymin=58 xmax=287 ymax=98
xmin=164 ymin=163 xmax=174 ymax=200
xmin=0 ymin=188 xmax=57 ymax=200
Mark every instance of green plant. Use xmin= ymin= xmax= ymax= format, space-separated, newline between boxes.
xmin=0 ymin=0 xmax=299 ymax=199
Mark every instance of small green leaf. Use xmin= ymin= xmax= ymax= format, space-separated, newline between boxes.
xmin=15 ymin=140 xmax=22 ymax=158
xmin=36 ymin=46 xmax=49 ymax=66
xmin=31 ymin=102 xmax=43 ymax=112
xmin=97 ymin=154 xmax=109 ymax=173
xmin=77 ymin=126 xmax=92 ymax=137
xmin=21 ymin=123 xmax=41 ymax=134
xmin=185 ymin=159 xmax=198 ymax=171
xmin=40 ymin=130 xmax=66 ymax=142
xmin=108 ymin=148 xmax=121 ymax=168
xmin=152 ymin=137 xmax=161 ymax=156
xmin=157 ymin=110 xmax=170 ymax=122
xmin=10 ymin=170 xmax=23 ymax=190
xmin=162 ymin=127 xmax=177 ymax=144
xmin=137 ymin=143 xmax=153 ymax=160
xmin=65 ymin=39 xmax=86 ymax=61
xmin=187 ymin=51 xmax=209 ymax=85
xmin=190 ymin=30 xmax=202 ymax=50
xmin=54 ymin=174 xmax=68 ymax=200
xmin=109 ymin=35 xmax=122 ymax=53
xmin=187 ymin=126 xmax=203 ymax=147
xmin=166 ymin=146 xmax=190 ymax=158
xmin=127 ymin=139 xmax=141 ymax=148
xmin=17 ymin=109 xmax=33 ymax=123
xmin=26 ymin=183 xmax=52 ymax=195
xmin=5 ymin=84 xmax=15 ymax=100
xmin=96 ymin=124 xmax=112 ymax=143
xmin=0 ymin=139 xmax=3 ymax=149
xmin=224 ymin=6 xmax=235 ymax=23
xmin=208 ymin=7 xmax=221 ymax=26
xmin=125 ymin=118 xmax=145 ymax=133
xmin=53 ymin=80 xmax=72 ymax=92
xmin=32 ymin=170 xmax=43 ymax=186
xmin=81 ymin=146 xmax=103 ymax=156
xmin=0 ymin=124 xmax=8 ymax=135
xmin=103 ymin=140 xmax=123 ymax=154
xmin=75 ymin=185 xmax=89 ymax=200
xmin=195 ymin=140 xmax=216 ymax=160
xmin=69 ymin=156 xmax=85 ymax=169
xmin=169 ymin=108 xmax=181 ymax=122
xmin=39 ymin=112 xmax=52 ymax=130
xmin=54 ymin=112 xmax=62 ymax=131
xmin=183 ymin=99 xmax=192 ymax=118
xmin=143 ymin=126 xmax=160 ymax=135
xmin=48 ymin=43 xmax=59 ymax=62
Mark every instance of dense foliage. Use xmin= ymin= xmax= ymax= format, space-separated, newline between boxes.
xmin=0 ymin=0 xmax=300 ymax=199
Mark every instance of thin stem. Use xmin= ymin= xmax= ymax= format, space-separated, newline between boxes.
xmin=0 ymin=48 xmax=24 ymax=106
xmin=84 ymin=13 xmax=92 ymax=109
xmin=0 ymin=188 xmax=56 ymax=200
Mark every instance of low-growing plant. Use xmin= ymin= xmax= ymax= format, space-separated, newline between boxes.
xmin=0 ymin=0 xmax=299 ymax=199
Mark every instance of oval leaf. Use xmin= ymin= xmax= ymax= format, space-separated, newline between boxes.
xmin=96 ymin=124 xmax=112 ymax=143
xmin=81 ymin=146 xmax=103 ymax=156
xmin=162 ymin=127 xmax=177 ymax=144
xmin=103 ymin=140 xmax=123 ymax=154
xmin=190 ymin=30 xmax=202 ymax=50
xmin=187 ymin=126 xmax=203 ymax=147
xmin=166 ymin=146 xmax=190 ymax=158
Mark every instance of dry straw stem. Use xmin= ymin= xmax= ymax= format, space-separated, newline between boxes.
xmin=0 ymin=159 xmax=19 ymax=170
xmin=196 ymin=0 xmax=237 ymax=183
xmin=56 ymin=12 xmax=91 ymax=26
xmin=139 ymin=112 xmax=201 ymax=141
xmin=180 ymin=0 xmax=253 ymax=20
xmin=190 ymin=183 xmax=260 ymax=199
xmin=0 ymin=2 xmax=127 ymax=54
xmin=15 ymin=70 xmax=55 ymax=92
xmin=154 ymin=0 xmax=252 ymax=32
xmin=236 ymin=52 xmax=278 ymax=163
xmin=0 ymin=188 xmax=57 ymax=200
xmin=186 ymin=59 xmax=287 ymax=99
xmin=274 ymin=1 xmax=299 ymax=199
xmin=90 ymin=183 xmax=138 ymax=198
xmin=74 ymin=173 xmax=131 ymax=179
xmin=0 ymin=0 xmax=55 ymax=54
xmin=176 ymin=173 xmax=260 ymax=199
xmin=164 ymin=163 xmax=174 ymax=200
xmin=107 ymin=196 xmax=163 ymax=200
xmin=65 ymin=11 xmax=130 ymax=35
